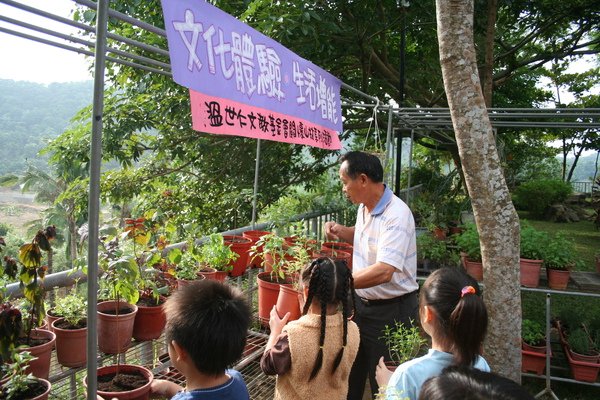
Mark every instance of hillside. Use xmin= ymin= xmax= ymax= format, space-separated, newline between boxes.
xmin=0 ymin=79 xmax=93 ymax=176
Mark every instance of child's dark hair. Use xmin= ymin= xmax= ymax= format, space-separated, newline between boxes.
xmin=301 ymin=257 xmax=355 ymax=380
xmin=421 ymin=267 xmax=487 ymax=366
xmin=164 ymin=280 xmax=251 ymax=375
xmin=418 ymin=365 xmax=535 ymax=400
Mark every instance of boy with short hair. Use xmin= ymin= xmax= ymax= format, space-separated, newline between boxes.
xmin=151 ymin=280 xmax=251 ymax=399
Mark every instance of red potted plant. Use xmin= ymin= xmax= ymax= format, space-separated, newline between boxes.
xmin=1 ymin=351 xmax=51 ymax=400
xmin=51 ymin=287 xmax=87 ymax=368
xmin=223 ymin=234 xmax=251 ymax=277
xmin=519 ymin=223 xmax=547 ymax=288
xmin=521 ymin=319 xmax=549 ymax=375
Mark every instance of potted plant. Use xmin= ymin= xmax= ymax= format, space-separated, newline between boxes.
xmin=519 ymin=222 xmax=549 ymax=288
xmin=275 ymin=244 xmax=311 ymax=323
xmin=521 ymin=319 xmax=548 ymax=375
xmin=416 ymin=232 xmax=459 ymax=272
xmin=243 ymin=230 xmax=272 ymax=268
xmin=197 ymin=233 xmax=238 ymax=281
xmin=0 ymin=228 xmax=57 ymax=380
xmin=542 ymin=233 xmax=579 ymax=290
xmin=49 ymin=286 xmax=87 ymax=368
xmin=95 ymin=234 xmax=140 ymax=354
xmin=454 ymin=223 xmax=483 ymax=281
xmin=563 ymin=324 xmax=600 ymax=382
xmin=84 ymin=363 xmax=154 ymax=400
xmin=0 ymin=351 xmax=51 ymax=400
xmin=251 ymin=232 xmax=294 ymax=326
xmin=380 ymin=319 xmax=427 ymax=370
xmin=222 ymin=234 xmax=252 ymax=277
xmin=171 ymin=240 xmax=206 ymax=287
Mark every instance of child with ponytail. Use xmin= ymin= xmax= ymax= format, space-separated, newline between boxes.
xmin=375 ymin=267 xmax=489 ymax=400
xmin=260 ymin=257 xmax=360 ymax=399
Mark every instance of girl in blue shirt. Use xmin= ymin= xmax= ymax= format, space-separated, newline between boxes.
xmin=375 ymin=267 xmax=489 ymax=400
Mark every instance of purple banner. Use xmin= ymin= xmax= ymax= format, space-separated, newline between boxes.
xmin=161 ymin=0 xmax=342 ymax=133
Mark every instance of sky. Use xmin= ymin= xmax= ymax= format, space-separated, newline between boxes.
xmin=0 ymin=0 xmax=93 ymax=83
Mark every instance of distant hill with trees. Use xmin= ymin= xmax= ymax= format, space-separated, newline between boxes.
xmin=0 ymin=79 xmax=93 ymax=176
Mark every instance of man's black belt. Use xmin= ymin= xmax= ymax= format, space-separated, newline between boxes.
xmin=358 ymin=290 xmax=417 ymax=306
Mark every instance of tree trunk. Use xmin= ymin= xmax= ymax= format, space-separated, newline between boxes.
xmin=482 ymin=0 xmax=497 ymax=107
xmin=436 ymin=0 xmax=522 ymax=382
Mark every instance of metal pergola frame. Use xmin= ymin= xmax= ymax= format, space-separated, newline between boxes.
xmin=1 ymin=1 xmax=599 ymax=398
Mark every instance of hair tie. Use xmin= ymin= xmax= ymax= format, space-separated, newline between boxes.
xmin=320 ymin=346 xmax=324 ymax=349
xmin=461 ymin=286 xmax=476 ymax=297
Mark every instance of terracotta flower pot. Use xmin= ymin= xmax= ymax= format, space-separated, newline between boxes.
xmin=546 ymin=268 xmax=570 ymax=290
xmin=214 ymin=270 xmax=228 ymax=282
xmin=223 ymin=235 xmax=252 ymax=277
xmin=257 ymin=271 xmax=292 ymax=327
xmin=276 ymin=285 xmax=302 ymax=322
xmin=97 ymin=301 xmax=138 ymax=354
xmin=519 ymin=258 xmax=542 ymax=288
xmin=20 ymin=328 xmax=56 ymax=380
xmin=85 ymin=364 xmax=153 ymax=400
xmin=176 ymin=274 xmax=205 ymax=289
xmin=312 ymin=249 xmax=352 ymax=270
xmin=463 ymin=258 xmax=483 ymax=282
xmin=52 ymin=317 xmax=87 ymax=368
xmin=197 ymin=266 xmax=217 ymax=280
xmin=321 ymin=242 xmax=353 ymax=270
xmin=133 ymin=299 xmax=166 ymax=341
xmin=13 ymin=378 xmax=51 ymax=400
xmin=45 ymin=309 xmax=62 ymax=333
xmin=521 ymin=341 xmax=549 ymax=375
xmin=565 ymin=347 xmax=600 ymax=382
xmin=243 ymin=230 xmax=271 ymax=268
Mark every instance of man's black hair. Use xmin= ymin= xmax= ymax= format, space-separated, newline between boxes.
xmin=340 ymin=151 xmax=384 ymax=183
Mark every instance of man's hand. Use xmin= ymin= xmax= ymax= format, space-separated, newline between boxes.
xmin=325 ymin=221 xmax=341 ymax=240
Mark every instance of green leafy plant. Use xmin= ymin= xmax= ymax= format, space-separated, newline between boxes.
xmin=0 ymin=351 xmax=44 ymax=400
xmin=380 ymin=319 xmax=427 ymax=365
xmin=454 ymin=223 xmax=481 ymax=262
xmin=542 ymin=233 xmax=580 ymax=271
xmin=97 ymin=235 xmax=141 ymax=305
xmin=250 ymin=232 xmax=292 ymax=280
xmin=568 ymin=327 xmax=597 ymax=356
xmin=519 ymin=222 xmax=550 ymax=260
xmin=172 ymin=243 xmax=201 ymax=281
xmin=53 ymin=287 xmax=87 ymax=327
xmin=522 ymin=319 xmax=545 ymax=347
xmin=198 ymin=233 xmax=238 ymax=272
xmin=416 ymin=233 xmax=459 ymax=265
xmin=0 ymin=227 xmax=55 ymax=344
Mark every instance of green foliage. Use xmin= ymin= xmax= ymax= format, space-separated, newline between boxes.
xmin=96 ymin=235 xmax=141 ymax=305
xmin=454 ymin=223 xmax=481 ymax=261
xmin=542 ymin=233 xmax=580 ymax=271
xmin=416 ymin=233 xmax=458 ymax=265
xmin=0 ymin=351 xmax=41 ymax=400
xmin=172 ymin=242 xmax=200 ymax=281
xmin=380 ymin=319 xmax=427 ymax=365
xmin=250 ymin=232 xmax=291 ymax=280
xmin=53 ymin=288 xmax=86 ymax=327
xmin=198 ymin=234 xmax=238 ymax=272
xmin=522 ymin=319 xmax=545 ymax=347
xmin=519 ymin=221 xmax=550 ymax=260
xmin=568 ymin=328 xmax=595 ymax=356
xmin=513 ymin=179 xmax=572 ymax=217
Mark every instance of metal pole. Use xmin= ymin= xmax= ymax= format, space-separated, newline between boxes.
xmin=251 ymin=139 xmax=261 ymax=228
xmin=534 ymin=293 xmax=560 ymax=399
xmin=407 ymin=130 xmax=414 ymax=206
xmin=395 ymin=131 xmax=402 ymax=196
xmin=86 ymin=0 xmax=109 ymax=398
xmin=385 ymin=104 xmax=394 ymax=186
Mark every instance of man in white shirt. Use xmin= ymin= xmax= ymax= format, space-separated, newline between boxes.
xmin=325 ymin=151 xmax=419 ymax=399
